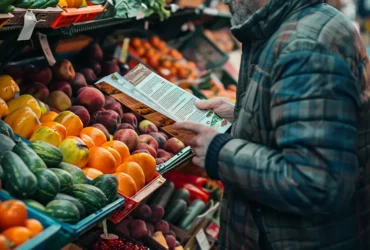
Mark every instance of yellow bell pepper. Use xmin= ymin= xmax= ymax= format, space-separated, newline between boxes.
xmin=0 ymin=98 xmax=8 ymax=118
xmin=30 ymin=126 xmax=62 ymax=147
xmin=0 ymin=75 xmax=20 ymax=102
xmin=4 ymin=107 xmax=41 ymax=139
xmin=7 ymin=94 xmax=42 ymax=119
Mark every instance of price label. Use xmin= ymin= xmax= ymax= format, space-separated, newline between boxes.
xmin=18 ymin=10 xmax=37 ymax=41
xmin=196 ymin=229 xmax=211 ymax=250
xmin=38 ymin=33 xmax=56 ymax=66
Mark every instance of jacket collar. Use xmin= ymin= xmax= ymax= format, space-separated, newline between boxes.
xmin=231 ymin=0 xmax=324 ymax=43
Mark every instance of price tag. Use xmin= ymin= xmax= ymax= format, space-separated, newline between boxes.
xmin=195 ymin=229 xmax=211 ymax=250
xmin=120 ymin=38 xmax=130 ymax=63
xmin=18 ymin=10 xmax=37 ymax=41
xmin=38 ymin=33 xmax=56 ymax=66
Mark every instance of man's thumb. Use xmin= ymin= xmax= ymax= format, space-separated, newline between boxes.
xmin=195 ymin=99 xmax=214 ymax=110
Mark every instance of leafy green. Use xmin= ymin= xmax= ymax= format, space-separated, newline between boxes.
xmin=96 ymin=0 xmax=142 ymax=19
xmin=142 ymin=0 xmax=170 ymax=21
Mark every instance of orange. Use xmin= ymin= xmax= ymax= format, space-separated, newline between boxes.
xmin=102 ymin=146 xmax=121 ymax=167
xmin=40 ymin=122 xmax=67 ymax=140
xmin=79 ymin=134 xmax=95 ymax=149
xmin=102 ymin=140 xmax=130 ymax=162
xmin=2 ymin=227 xmax=32 ymax=248
xmin=82 ymin=168 xmax=103 ymax=179
xmin=25 ymin=219 xmax=43 ymax=237
xmin=113 ymin=172 xmax=137 ymax=197
xmin=85 ymin=147 xmax=116 ymax=174
xmin=54 ymin=111 xmax=83 ymax=137
xmin=125 ymin=153 xmax=156 ymax=184
xmin=116 ymin=162 xmax=145 ymax=190
xmin=79 ymin=127 xmax=107 ymax=147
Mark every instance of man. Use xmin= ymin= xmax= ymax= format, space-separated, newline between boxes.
xmin=174 ymin=0 xmax=370 ymax=249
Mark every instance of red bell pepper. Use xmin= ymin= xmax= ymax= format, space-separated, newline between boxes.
xmin=170 ymin=178 xmax=210 ymax=203
xmin=165 ymin=171 xmax=208 ymax=188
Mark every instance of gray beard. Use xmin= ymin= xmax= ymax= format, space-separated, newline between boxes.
xmin=224 ymin=0 xmax=266 ymax=26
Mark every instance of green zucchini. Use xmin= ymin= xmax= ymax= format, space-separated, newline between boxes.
xmin=164 ymin=199 xmax=187 ymax=224
xmin=13 ymin=141 xmax=47 ymax=173
xmin=178 ymin=199 xmax=207 ymax=231
xmin=1 ymin=151 xmax=38 ymax=198
xmin=150 ymin=181 xmax=174 ymax=208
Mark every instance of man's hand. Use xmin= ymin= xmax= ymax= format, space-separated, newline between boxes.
xmin=173 ymin=121 xmax=219 ymax=167
xmin=195 ymin=97 xmax=235 ymax=123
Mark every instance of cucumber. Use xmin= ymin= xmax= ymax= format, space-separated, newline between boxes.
xmin=24 ymin=199 xmax=46 ymax=211
xmin=164 ymin=199 xmax=187 ymax=224
xmin=150 ymin=181 xmax=175 ymax=208
xmin=167 ymin=188 xmax=190 ymax=208
xmin=13 ymin=141 xmax=47 ymax=173
xmin=1 ymin=151 xmax=37 ymax=198
xmin=54 ymin=193 xmax=86 ymax=218
xmin=178 ymin=199 xmax=207 ymax=231
xmin=57 ymin=162 xmax=88 ymax=185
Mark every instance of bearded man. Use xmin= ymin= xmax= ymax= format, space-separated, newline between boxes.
xmin=174 ymin=0 xmax=370 ymax=249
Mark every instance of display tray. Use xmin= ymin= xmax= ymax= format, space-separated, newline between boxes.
xmin=0 ymin=190 xmax=125 ymax=247
xmin=0 ymin=191 xmax=61 ymax=250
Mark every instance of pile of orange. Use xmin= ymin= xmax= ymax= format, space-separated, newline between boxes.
xmin=0 ymin=200 xmax=43 ymax=249
xmin=129 ymin=36 xmax=198 ymax=83
xmin=76 ymin=128 xmax=157 ymax=198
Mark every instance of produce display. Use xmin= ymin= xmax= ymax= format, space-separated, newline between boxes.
xmin=128 ymin=35 xmax=237 ymax=101
xmin=0 ymin=199 xmax=44 ymax=249
xmin=0 ymin=6 xmax=236 ymax=247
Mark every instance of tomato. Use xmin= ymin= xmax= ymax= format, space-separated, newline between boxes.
xmin=0 ymin=201 xmax=27 ymax=230
xmin=2 ymin=227 xmax=32 ymax=248
xmin=0 ymin=235 xmax=10 ymax=250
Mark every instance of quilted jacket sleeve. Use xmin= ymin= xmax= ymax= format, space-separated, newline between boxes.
xmin=212 ymin=41 xmax=362 ymax=215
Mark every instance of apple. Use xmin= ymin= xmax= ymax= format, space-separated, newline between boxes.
xmin=53 ymin=59 xmax=75 ymax=82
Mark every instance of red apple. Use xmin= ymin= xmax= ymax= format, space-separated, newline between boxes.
xmin=149 ymin=132 xmax=167 ymax=149
xmin=50 ymin=81 xmax=72 ymax=97
xmin=95 ymin=110 xmax=121 ymax=134
xmin=116 ymin=123 xmax=135 ymax=131
xmin=23 ymin=82 xmax=49 ymax=101
xmin=121 ymin=113 xmax=138 ymax=128
xmin=29 ymin=66 xmax=52 ymax=85
xmin=77 ymin=87 xmax=105 ymax=113
xmin=71 ymin=72 xmax=87 ymax=94
xmin=68 ymin=105 xmax=90 ymax=127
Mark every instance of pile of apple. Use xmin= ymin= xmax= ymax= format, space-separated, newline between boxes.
xmin=4 ymin=42 xmax=185 ymax=164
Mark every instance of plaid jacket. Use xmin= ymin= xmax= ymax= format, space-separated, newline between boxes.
xmin=205 ymin=0 xmax=370 ymax=249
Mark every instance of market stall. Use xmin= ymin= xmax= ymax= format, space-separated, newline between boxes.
xmin=0 ymin=0 xmax=239 ymax=249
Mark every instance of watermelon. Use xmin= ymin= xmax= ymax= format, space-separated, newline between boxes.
xmin=13 ymin=141 xmax=47 ymax=173
xmin=91 ymin=174 xmax=118 ymax=203
xmin=30 ymin=140 xmax=63 ymax=167
xmin=1 ymin=151 xmax=37 ymax=198
xmin=45 ymin=200 xmax=80 ymax=224
xmin=33 ymin=169 xmax=60 ymax=204
xmin=57 ymin=162 xmax=88 ymax=184
xmin=54 ymin=193 xmax=86 ymax=218
xmin=24 ymin=199 xmax=46 ymax=211
xmin=68 ymin=184 xmax=108 ymax=215
xmin=50 ymin=168 xmax=73 ymax=192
